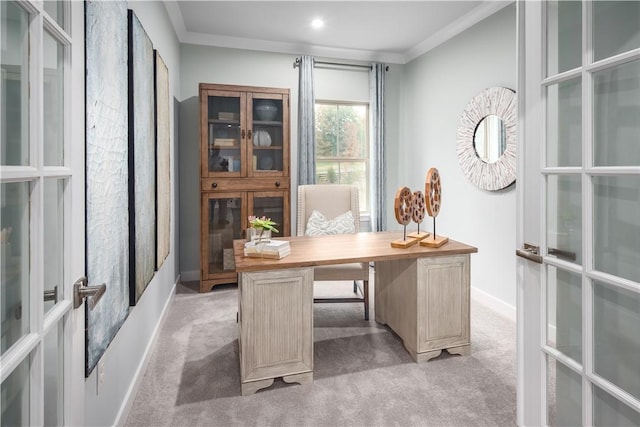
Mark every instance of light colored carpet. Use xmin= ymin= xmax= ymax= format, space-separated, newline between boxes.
xmin=125 ymin=278 xmax=516 ymax=427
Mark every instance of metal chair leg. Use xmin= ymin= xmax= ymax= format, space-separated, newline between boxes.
xmin=363 ymin=279 xmax=369 ymax=321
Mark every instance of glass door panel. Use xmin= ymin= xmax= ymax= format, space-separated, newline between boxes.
xmin=547 ymin=175 xmax=582 ymax=264
xmin=546 ymin=78 xmax=582 ymax=167
xmin=43 ymin=322 xmax=64 ymax=426
xmin=593 ymin=1 xmax=640 ymax=62
xmin=593 ymin=175 xmax=640 ymax=282
xmin=1 ymin=356 xmax=30 ymax=426
xmin=207 ymin=94 xmax=242 ymax=175
xmin=43 ymin=30 xmax=65 ymax=167
xmin=43 ymin=179 xmax=65 ymax=314
xmin=251 ymin=97 xmax=284 ymax=174
xmin=1 ymin=181 xmax=30 ymax=354
xmin=546 ymin=0 xmax=582 ymax=76
xmin=593 ymin=385 xmax=640 ymax=427
xmin=593 ymin=60 xmax=640 ymax=167
xmin=593 ymin=281 xmax=640 ymax=400
xmin=205 ymin=194 xmax=244 ymax=276
xmin=547 ymin=266 xmax=582 ymax=363
xmin=547 ymin=356 xmax=582 ymax=426
xmin=251 ymin=194 xmax=285 ymax=238
xmin=1 ymin=1 xmax=30 ymax=166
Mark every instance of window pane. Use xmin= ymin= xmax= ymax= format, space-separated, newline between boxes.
xmin=593 ymin=385 xmax=640 ymax=427
xmin=1 ymin=182 xmax=30 ymax=354
xmin=1 ymin=1 xmax=30 ymax=166
xmin=593 ymin=281 xmax=640 ymax=400
xmin=316 ymin=161 xmax=368 ymax=212
xmin=547 ymin=175 xmax=582 ymax=265
xmin=44 ymin=179 xmax=65 ymax=314
xmin=44 ymin=30 xmax=65 ymax=166
xmin=593 ymin=60 xmax=640 ymax=167
xmin=547 ymin=78 xmax=582 ymax=167
xmin=316 ymin=103 xmax=368 ymax=158
xmin=1 ymin=357 xmax=30 ymax=426
xmin=546 ymin=0 xmax=581 ymax=76
xmin=547 ymin=356 xmax=582 ymax=427
xmin=547 ymin=266 xmax=582 ymax=363
xmin=43 ymin=1 xmax=65 ymax=31
xmin=593 ymin=175 xmax=640 ymax=283
xmin=44 ymin=322 xmax=64 ymax=427
xmin=593 ymin=1 xmax=640 ymax=62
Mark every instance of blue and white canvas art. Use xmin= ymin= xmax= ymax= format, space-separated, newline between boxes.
xmin=128 ymin=10 xmax=156 ymax=305
xmin=155 ymin=51 xmax=171 ymax=269
xmin=85 ymin=0 xmax=130 ymax=376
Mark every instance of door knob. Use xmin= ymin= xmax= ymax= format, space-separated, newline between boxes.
xmin=516 ymin=243 xmax=543 ymax=264
xmin=73 ymin=276 xmax=106 ymax=310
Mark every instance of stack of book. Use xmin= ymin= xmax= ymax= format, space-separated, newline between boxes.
xmin=244 ymin=239 xmax=291 ymax=259
xmin=218 ymin=112 xmax=239 ymax=120
xmin=212 ymin=138 xmax=237 ymax=147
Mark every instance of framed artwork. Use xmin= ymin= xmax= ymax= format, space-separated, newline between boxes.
xmin=128 ymin=10 xmax=156 ymax=305
xmin=85 ymin=0 xmax=130 ymax=376
xmin=155 ymin=51 xmax=171 ymax=269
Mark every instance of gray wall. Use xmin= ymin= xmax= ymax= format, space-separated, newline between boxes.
xmin=401 ymin=4 xmax=517 ymax=310
xmin=178 ymin=47 xmax=403 ymax=277
xmin=84 ymin=2 xmax=181 ymax=425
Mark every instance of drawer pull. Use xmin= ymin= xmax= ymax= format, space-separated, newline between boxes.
xmin=275 ymin=181 xmax=281 ymax=187
xmin=212 ymin=182 xmax=218 ymax=188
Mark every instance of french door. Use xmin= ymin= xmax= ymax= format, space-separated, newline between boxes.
xmin=518 ymin=0 xmax=639 ymax=425
xmin=1 ymin=1 xmax=84 ymax=425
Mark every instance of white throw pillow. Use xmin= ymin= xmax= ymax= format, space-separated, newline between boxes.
xmin=305 ymin=210 xmax=355 ymax=236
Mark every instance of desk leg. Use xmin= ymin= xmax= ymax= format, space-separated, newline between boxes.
xmin=238 ymin=268 xmax=314 ymax=395
xmin=376 ymin=256 xmax=471 ymax=362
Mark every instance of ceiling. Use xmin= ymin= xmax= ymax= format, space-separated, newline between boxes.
xmin=164 ymin=1 xmax=512 ymax=64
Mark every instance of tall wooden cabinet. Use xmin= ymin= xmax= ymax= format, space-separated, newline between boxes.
xmin=199 ymin=83 xmax=290 ymax=292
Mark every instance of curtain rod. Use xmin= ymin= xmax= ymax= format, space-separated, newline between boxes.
xmin=293 ymin=57 xmax=389 ymax=71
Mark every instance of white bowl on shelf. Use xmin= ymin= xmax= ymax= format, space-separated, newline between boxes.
xmin=255 ymin=101 xmax=278 ymax=121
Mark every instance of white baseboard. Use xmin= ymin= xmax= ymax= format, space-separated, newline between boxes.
xmin=180 ymin=270 xmax=199 ymax=282
xmin=471 ymin=286 xmax=517 ymax=322
xmin=114 ymin=278 xmax=178 ymax=426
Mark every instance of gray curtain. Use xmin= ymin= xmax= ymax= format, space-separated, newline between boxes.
xmin=297 ymin=55 xmax=316 ymax=185
xmin=370 ymin=63 xmax=386 ymax=231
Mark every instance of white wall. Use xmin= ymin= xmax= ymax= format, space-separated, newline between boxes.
xmin=178 ymin=48 xmax=403 ymax=278
xmin=83 ymin=2 xmax=181 ymax=425
xmin=400 ymin=4 xmax=517 ymax=313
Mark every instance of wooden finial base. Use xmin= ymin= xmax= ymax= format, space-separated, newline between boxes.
xmin=391 ymin=238 xmax=419 ymax=249
xmin=407 ymin=231 xmax=430 ymax=241
xmin=420 ymin=235 xmax=449 ymax=248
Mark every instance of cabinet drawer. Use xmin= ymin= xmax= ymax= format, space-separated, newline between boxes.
xmin=201 ymin=178 xmax=289 ymax=192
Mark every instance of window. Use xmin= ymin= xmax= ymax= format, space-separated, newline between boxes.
xmin=314 ymin=101 xmax=369 ymax=213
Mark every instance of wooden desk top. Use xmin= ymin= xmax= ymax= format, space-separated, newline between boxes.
xmin=234 ymin=231 xmax=477 ymax=273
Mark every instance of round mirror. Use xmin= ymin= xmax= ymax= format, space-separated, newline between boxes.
xmin=456 ymin=87 xmax=516 ymax=191
xmin=473 ymin=115 xmax=506 ymax=163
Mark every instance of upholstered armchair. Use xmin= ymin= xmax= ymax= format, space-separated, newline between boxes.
xmin=296 ymin=184 xmax=370 ymax=320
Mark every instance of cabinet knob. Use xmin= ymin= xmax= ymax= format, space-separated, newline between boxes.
xmin=241 ymin=129 xmax=245 ymax=139
xmin=275 ymin=181 xmax=280 ymax=187
xmin=247 ymin=129 xmax=252 ymax=139
xmin=212 ymin=182 xmax=217 ymax=188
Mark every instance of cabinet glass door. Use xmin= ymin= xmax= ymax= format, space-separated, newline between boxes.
xmin=203 ymin=193 xmax=245 ymax=278
xmin=205 ymin=92 xmax=243 ymax=176
xmin=250 ymin=192 xmax=289 ymax=238
xmin=249 ymin=94 xmax=287 ymax=176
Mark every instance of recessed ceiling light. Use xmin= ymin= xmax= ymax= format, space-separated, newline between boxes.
xmin=311 ymin=18 xmax=324 ymax=29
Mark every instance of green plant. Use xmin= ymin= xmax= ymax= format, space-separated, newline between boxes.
xmin=248 ymin=216 xmax=279 ymax=233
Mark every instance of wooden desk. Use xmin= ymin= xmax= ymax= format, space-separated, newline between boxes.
xmin=233 ymin=232 xmax=477 ymax=396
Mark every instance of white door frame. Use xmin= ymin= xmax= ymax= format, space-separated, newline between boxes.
xmin=517 ymin=0 xmax=640 ymax=425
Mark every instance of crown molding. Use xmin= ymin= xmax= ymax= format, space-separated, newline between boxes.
xmin=164 ymin=0 xmax=512 ymax=65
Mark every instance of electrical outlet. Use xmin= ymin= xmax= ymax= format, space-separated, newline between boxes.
xmin=97 ymin=359 xmax=105 ymax=394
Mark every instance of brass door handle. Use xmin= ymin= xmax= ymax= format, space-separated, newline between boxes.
xmin=516 ymin=243 xmax=543 ymax=264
